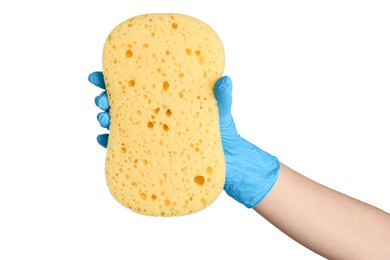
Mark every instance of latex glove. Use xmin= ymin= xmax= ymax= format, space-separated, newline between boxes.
xmin=90 ymin=72 xmax=280 ymax=207
xmin=89 ymin=71 xmax=110 ymax=148
xmin=214 ymin=76 xmax=280 ymax=208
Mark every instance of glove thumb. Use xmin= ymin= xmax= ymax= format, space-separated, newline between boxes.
xmin=214 ymin=76 xmax=239 ymax=142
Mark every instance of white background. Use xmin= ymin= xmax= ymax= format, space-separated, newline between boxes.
xmin=1 ymin=0 xmax=389 ymax=259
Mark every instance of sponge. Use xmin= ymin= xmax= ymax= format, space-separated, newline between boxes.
xmin=102 ymin=13 xmax=225 ymax=216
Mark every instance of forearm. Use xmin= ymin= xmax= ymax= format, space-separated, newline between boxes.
xmin=254 ymin=163 xmax=390 ymax=259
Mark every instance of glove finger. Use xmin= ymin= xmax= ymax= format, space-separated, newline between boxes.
xmin=214 ymin=76 xmax=233 ymax=121
xmin=214 ymin=76 xmax=239 ymax=140
xmin=97 ymin=111 xmax=110 ymax=129
xmin=95 ymin=91 xmax=110 ymax=111
xmin=88 ymin=71 xmax=106 ymax=90
xmin=97 ymin=134 xmax=109 ymax=148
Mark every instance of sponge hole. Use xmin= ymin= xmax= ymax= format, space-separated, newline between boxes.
xmin=140 ymin=192 xmax=147 ymax=200
xmin=162 ymin=81 xmax=169 ymax=91
xmin=125 ymin=50 xmax=133 ymax=58
xmin=194 ymin=176 xmax=205 ymax=186
xmin=128 ymin=80 xmax=135 ymax=87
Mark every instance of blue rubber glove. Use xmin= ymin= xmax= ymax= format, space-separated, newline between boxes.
xmin=214 ymin=76 xmax=280 ymax=207
xmin=89 ymin=71 xmax=110 ymax=148
xmin=89 ymin=71 xmax=280 ymax=208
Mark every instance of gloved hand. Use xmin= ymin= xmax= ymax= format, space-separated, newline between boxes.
xmin=214 ymin=76 xmax=280 ymax=207
xmin=89 ymin=72 xmax=280 ymax=208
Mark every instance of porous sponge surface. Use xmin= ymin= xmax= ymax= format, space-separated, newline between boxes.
xmin=102 ymin=13 xmax=225 ymax=216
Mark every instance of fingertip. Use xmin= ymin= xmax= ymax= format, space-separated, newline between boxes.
xmin=88 ymin=71 xmax=106 ymax=89
xmin=97 ymin=112 xmax=110 ymax=129
xmin=88 ymin=72 xmax=95 ymax=82
xmin=88 ymin=71 xmax=99 ymax=83
xmin=215 ymin=75 xmax=232 ymax=87
xmin=94 ymin=94 xmax=100 ymax=107
xmin=95 ymin=91 xmax=110 ymax=110
xmin=214 ymin=75 xmax=232 ymax=98
xmin=97 ymin=134 xmax=109 ymax=148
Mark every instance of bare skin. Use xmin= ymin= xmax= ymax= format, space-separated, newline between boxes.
xmin=254 ymin=163 xmax=390 ymax=259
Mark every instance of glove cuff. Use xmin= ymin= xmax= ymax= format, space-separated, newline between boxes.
xmin=245 ymin=155 xmax=280 ymax=208
xmin=224 ymin=142 xmax=280 ymax=208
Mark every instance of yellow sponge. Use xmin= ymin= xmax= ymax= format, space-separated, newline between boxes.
xmin=102 ymin=13 xmax=225 ymax=216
